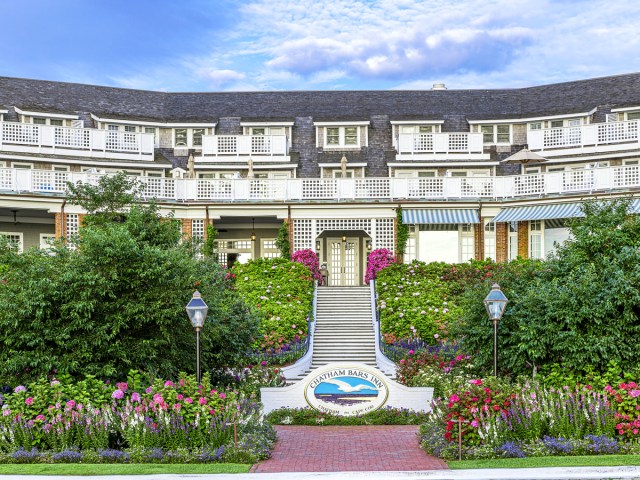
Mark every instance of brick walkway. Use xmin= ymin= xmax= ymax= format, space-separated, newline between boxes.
xmin=252 ymin=425 xmax=449 ymax=473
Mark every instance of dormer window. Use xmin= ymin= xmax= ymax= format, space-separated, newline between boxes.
xmin=33 ymin=117 xmax=64 ymax=126
xmin=314 ymin=121 xmax=369 ymax=149
xmin=627 ymin=112 xmax=640 ymax=121
xmin=481 ymin=124 xmax=511 ymax=144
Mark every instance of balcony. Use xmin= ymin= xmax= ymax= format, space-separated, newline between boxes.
xmin=528 ymin=120 xmax=640 ymax=156
xmin=395 ymin=132 xmax=489 ymax=161
xmin=199 ymin=135 xmax=290 ymax=162
xmin=1 ymin=165 xmax=639 ymax=202
xmin=0 ymin=122 xmax=155 ymax=160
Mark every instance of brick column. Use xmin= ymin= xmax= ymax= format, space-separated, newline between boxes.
xmin=287 ymin=218 xmax=294 ymax=257
xmin=474 ymin=219 xmax=484 ymax=260
xmin=78 ymin=214 xmax=86 ymax=228
xmin=181 ymin=218 xmax=192 ymax=238
xmin=54 ymin=212 xmax=66 ymax=240
xmin=517 ymin=221 xmax=529 ymax=259
xmin=495 ymin=222 xmax=508 ymax=263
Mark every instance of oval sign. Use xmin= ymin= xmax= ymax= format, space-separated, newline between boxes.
xmin=304 ymin=365 xmax=389 ymax=416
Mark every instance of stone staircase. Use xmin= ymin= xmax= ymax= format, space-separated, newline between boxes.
xmin=311 ymin=286 xmax=376 ymax=368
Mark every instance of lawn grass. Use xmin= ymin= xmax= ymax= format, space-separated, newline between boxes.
xmin=449 ymin=455 xmax=640 ymax=470
xmin=0 ymin=463 xmax=251 ymax=475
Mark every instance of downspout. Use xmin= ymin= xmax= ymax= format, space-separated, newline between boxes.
xmin=60 ymin=199 xmax=67 ymax=245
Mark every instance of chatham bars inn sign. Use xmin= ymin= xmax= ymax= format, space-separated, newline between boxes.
xmin=261 ymin=363 xmax=433 ymax=416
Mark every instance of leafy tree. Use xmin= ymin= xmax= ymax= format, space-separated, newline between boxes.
xmin=202 ymin=224 xmax=219 ymax=259
xmin=0 ymin=179 xmax=258 ymax=384
xmin=275 ymin=221 xmax=291 ymax=260
xmin=453 ymin=198 xmax=640 ymax=377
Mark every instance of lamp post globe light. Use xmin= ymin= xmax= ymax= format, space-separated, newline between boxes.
xmin=186 ymin=290 xmax=209 ymax=383
xmin=483 ymin=283 xmax=508 ymax=377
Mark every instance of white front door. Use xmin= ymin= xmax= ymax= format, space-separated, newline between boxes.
xmin=328 ymin=237 xmax=360 ymax=286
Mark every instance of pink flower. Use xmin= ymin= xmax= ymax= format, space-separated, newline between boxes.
xmin=173 ymin=403 xmax=182 ymax=411
xmin=111 ymin=390 xmax=124 ymax=400
xmin=116 ymin=382 xmax=128 ymax=391
xmin=629 ymin=390 xmax=640 ymax=398
xmin=470 ymin=419 xmax=479 ymax=428
xmin=219 ymin=393 xmax=226 ymax=400
xmin=145 ymin=387 xmax=153 ymax=394
xmin=164 ymin=380 xmax=174 ymax=388
xmin=2 ymin=408 xmax=10 ymax=417
xmin=199 ymin=397 xmax=207 ymax=405
xmin=261 ymin=361 xmax=268 ymax=366
xmin=153 ymin=394 xmax=164 ymax=404
xmin=131 ymin=392 xmax=141 ymax=402
xmin=449 ymin=394 xmax=460 ymax=403
xmin=185 ymin=397 xmax=193 ymax=404
xmin=25 ymin=397 xmax=34 ymax=406
xmin=292 ymin=324 xmax=296 ymax=329
xmin=35 ymin=414 xmax=45 ymax=422
xmin=179 ymin=379 xmax=186 ymax=387
xmin=177 ymin=394 xmax=184 ymax=400
xmin=469 ymin=379 xmax=483 ymax=385
xmin=408 ymin=350 xmax=415 ymax=355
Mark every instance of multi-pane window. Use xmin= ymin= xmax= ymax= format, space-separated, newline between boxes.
xmin=484 ymin=220 xmax=496 ymax=260
xmin=529 ymin=220 xmax=543 ymax=259
xmin=403 ymin=226 xmax=417 ymax=263
xmin=261 ymin=239 xmax=280 ymax=259
xmin=33 ymin=117 xmax=63 ymax=126
xmin=50 ymin=119 xmax=63 ymax=126
xmin=550 ymin=120 xmax=564 ymax=128
xmin=508 ymin=222 xmax=518 ymax=261
xmin=33 ymin=117 xmax=46 ymax=125
xmin=40 ymin=234 xmax=56 ymax=250
xmin=480 ymin=125 xmax=510 ymax=144
xmin=0 ymin=233 xmax=23 ymax=253
xmin=460 ymin=224 xmax=474 ymax=262
xmin=628 ymin=112 xmax=640 ymax=120
xmin=192 ymin=128 xmax=206 ymax=147
xmin=124 ymin=125 xmax=137 ymax=133
xmin=529 ymin=122 xmax=542 ymax=130
xmin=326 ymin=127 xmax=340 ymax=145
xmin=174 ymin=129 xmax=188 ymax=147
xmin=324 ymin=126 xmax=360 ymax=147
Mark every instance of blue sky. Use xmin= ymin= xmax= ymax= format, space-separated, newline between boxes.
xmin=2 ymin=0 xmax=640 ymax=92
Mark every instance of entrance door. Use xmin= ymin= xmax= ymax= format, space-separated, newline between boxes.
xmin=328 ymin=237 xmax=360 ymax=286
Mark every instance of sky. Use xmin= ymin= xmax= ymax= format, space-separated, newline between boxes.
xmin=1 ymin=0 xmax=639 ymax=92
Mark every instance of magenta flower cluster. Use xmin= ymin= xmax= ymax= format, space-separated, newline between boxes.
xmin=365 ymin=249 xmax=395 ymax=284
xmin=291 ymin=249 xmax=322 ymax=282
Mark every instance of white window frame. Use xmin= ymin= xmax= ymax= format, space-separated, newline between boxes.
xmin=198 ymin=171 xmax=238 ymax=179
xmin=52 ymin=165 xmax=70 ymax=172
xmin=1 ymin=232 xmax=23 ymax=253
xmin=626 ymin=112 xmax=640 ymax=121
xmin=332 ymin=169 xmax=355 ymax=178
xmin=12 ymin=163 xmax=33 ymax=169
xmin=460 ymin=223 xmax=475 ymax=263
xmin=508 ymin=222 xmax=518 ymax=261
xmin=480 ymin=124 xmax=511 ymax=144
xmin=323 ymin=126 xmax=361 ymax=148
xmin=528 ymin=122 xmax=542 ymax=130
xmin=623 ymin=159 xmax=639 ymax=165
xmin=39 ymin=233 xmax=56 ymax=250
xmin=173 ymin=128 xmax=209 ymax=148
xmin=484 ymin=218 xmax=496 ymax=261
xmin=529 ymin=220 xmax=543 ymax=259
xmin=261 ymin=239 xmax=280 ymax=259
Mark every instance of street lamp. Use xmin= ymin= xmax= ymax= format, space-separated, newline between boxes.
xmin=186 ymin=290 xmax=209 ymax=383
xmin=484 ymin=283 xmax=508 ymax=377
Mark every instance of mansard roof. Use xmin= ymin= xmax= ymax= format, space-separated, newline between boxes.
xmin=1 ymin=72 xmax=640 ymax=123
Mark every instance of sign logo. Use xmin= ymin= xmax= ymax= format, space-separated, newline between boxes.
xmin=304 ymin=365 xmax=389 ymax=416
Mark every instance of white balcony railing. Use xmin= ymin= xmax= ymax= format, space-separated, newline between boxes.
xmin=397 ymin=132 xmax=484 ymax=155
xmin=1 ymin=165 xmax=639 ymax=202
xmin=0 ymin=122 xmax=155 ymax=159
xmin=528 ymin=120 xmax=640 ymax=154
xmin=201 ymin=135 xmax=289 ymax=158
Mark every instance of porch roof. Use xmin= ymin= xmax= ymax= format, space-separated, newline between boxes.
xmin=402 ymin=208 xmax=479 ymax=224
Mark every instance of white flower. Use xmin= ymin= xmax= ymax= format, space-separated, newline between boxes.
xmin=244 ymin=276 xmax=249 ymax=281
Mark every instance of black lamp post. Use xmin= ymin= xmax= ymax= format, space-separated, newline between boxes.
xmin=483 ymin=283 xmax=508 ymax=377
xmin=186 ymin=290 xmax=209 ymax=383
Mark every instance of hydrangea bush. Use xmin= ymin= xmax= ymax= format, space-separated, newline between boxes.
xmin=365 ymin=248 xmax=395 ymax=284
xmin=232 ymin=257 xmax=314 ymax=356
xmin=291 ymin=249 xmax=322 ymax=282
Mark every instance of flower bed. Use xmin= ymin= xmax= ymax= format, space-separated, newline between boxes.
xmin=0 ymin=372 xmax=275 ymax=464
xmin=232 ymin=257 xmax=314 ymax=362
xmin=266 ymin=407 xmax=430 ymax=425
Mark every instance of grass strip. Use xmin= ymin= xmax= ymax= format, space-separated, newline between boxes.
xmin=0 ymin=463 xmax=251 ymax=475
xmin=449 ymin=454 xmax=640 ymax=470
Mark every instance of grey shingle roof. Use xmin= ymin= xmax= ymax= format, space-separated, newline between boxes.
xmin=1 ymin=73 xmax=640 ymax=123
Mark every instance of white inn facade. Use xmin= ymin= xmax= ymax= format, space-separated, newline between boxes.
xmin=1 ymin=74 xmax=640 ymax=285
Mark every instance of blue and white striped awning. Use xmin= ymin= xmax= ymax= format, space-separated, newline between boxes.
xmin=493 ymin=203 xmax=584 ymax=223
xmin=632 ymin=199 xmax=640 ymax=214
xmin=402 ymin=209 xmax=479 ymax=224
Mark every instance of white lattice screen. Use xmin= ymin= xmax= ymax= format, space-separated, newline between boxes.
xmin=192 ymin=219 xmax=205 ymax=240
xmin=293 ymin=218 xmax=394 ymax=253
xmin=66 ymin=214 xmax=79 ymax=250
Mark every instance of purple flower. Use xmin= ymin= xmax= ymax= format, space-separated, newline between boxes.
xmin=14 ymin=385 xmax=26 ymax=393
xmin=145 ymin=387 xmax=153 ymax=394
xmin=131 ymin=392 xmax=141 ymax=402
xmin=111 ymin=389 xmax=124 ymax=400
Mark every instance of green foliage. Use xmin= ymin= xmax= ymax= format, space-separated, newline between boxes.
xmin=232 ymin=257 xmax=313 ymax=352
xmin=275 ymin=221 xmax=290 ymax=260
xmin=202 ymin=224 xmax=218 ymax=259
xmin=66 ymin=172 xmax=143 ymax=225
xmin=266 ymin=407 xmax=430 ymax=425
xmin=453 ymin=198 xmax=640 ymax=377
xmin=377 ymin=261 xmax=461 ymax=342
xmin=0 ymin=203 xmax=258 ymax=383
xmin=395 ymin=207 xmax=409 ymax=256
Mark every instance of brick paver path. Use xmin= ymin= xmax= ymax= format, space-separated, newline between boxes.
xmin=252 ymin=425 xmax=449 ymax=472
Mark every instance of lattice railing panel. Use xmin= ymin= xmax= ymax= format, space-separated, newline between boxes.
xmin=448 ymin=133 xmax=469 ymax=151
xmin=32 ymin=171 xmax=69 ymax=192
xmin=293 ymin=219 xmax=313 ymax=252
xmin=375 ymin=218 xmax=395 ymax=252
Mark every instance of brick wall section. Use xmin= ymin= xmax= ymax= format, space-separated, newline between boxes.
xmin=495 ymin=222 xmax=508 ymax=263
xmin=217 ymin=117 xmax=242 ymax=135
xmin=54 ymin=212 xmax=66 ymax=240
xmin=287 ymin=219 xmax=294 ymax=257
xmin=181 ymin=218 xmax=192 ymax=238
xmin=474 ymin=221 xmax=484 ymax=260
xmin=517 ymin=221 xmax=529 ymax=259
